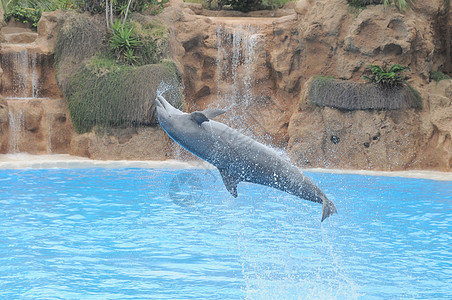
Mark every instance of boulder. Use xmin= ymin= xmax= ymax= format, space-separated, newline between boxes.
xmin=36 ymin=10 xmax=66 ymax=54
xmin=69 ymin=127 xmax=172 ymax=160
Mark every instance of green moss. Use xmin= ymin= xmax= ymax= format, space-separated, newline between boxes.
xmin=406 ymin=84 xmax=423 ymax=110
xmin=86 ymin=54 xmax=121 ymax=74
xmin=129 ymin=19 xmax=169 ymax=66
xmin=54 ymin=12 xmax=107 ymax=93
xmin=347 ymin=0 xmax=410 ymax=11
xmin=429 ymin=71 xmax=451 ymax=83
xmin=312 ymin=75 xmax=335 ymax=83
xmin=308 ymin=76 xmax=334 ymax=99
xmin=309 ymin=76 xmax=422 ymax=110
xmin=65 ymin=60 xmax=181 ymax=133
xmin=54 ymin=12 xmax=106 ymax=66
xmin=195 ymin=0 xmax=295 ymax=11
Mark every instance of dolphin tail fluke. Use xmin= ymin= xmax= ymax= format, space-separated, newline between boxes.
xmin=321 ymin=196 xmax=337 ymax=222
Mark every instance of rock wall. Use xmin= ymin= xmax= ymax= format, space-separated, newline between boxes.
xmin=0 ymin=11 xmax=173 ymax=160
xmin=0 ymin=18 xmax=74 ymax=155
xmin=286 ymin=0 xmax=451 ymax=171
xmin=157 ymin=0 xmax=451 ymax=171
xmin=288 ymin=79 xmax=452 ymax=171
xmin=69 ymin=127 xmax=172 ymax=160
xmin=0 ymin=97 xmax=74 ymax=154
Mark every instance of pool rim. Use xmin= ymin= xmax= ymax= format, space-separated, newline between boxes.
xmin=0 ymin=153 xmax=451 ymax=181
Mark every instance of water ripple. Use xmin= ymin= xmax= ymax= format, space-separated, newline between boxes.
xmin=0 ymin=169 xmax=450 ymax=299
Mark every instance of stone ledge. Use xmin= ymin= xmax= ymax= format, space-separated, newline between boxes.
xmin=3 ymin=32 xmax=38 ymax=44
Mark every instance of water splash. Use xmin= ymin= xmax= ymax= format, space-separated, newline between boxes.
xmin=156 ymin=79 xmax=183 ymax=110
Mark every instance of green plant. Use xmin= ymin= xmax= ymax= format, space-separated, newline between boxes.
xmin=3 ymin=5 xmax=42 ymax=29
xmin=1 ymin=0 xmax=55 ymax=30
xmin=146 ymin=0 xmax=168 ymax=15
xmin=74 ymin=0 xmax=103 ymax=13
xmin=124 ymin=48 xmax=138 ymax=65
xmin=1 ymin=0 xmax=56 ymax=12
xmin=363 ymin=64 xmax=410 ymax=88
xmin=429 ymin=71 xmax=451 ymax=83
xmin=346 ymin=0 xmax=411 ymax=11
xmin=86 ymin=54 xmax=121 ymax=76
xmin=347 ymin=0 xmax=380 ymax=9
xmin=383 ymin=0 xmax=410 ymax=11
xmin=2 ymin=0 xmax=77 ymax=29
xmin=216 ymin=0 xmax=293 ymax=12
xmin=109 ymin=20 xmax=142 ymax=64
xmin=263 ymin=0 xmax=294 ymax=9
xmin=130 ymin=20 xmax=168 ymax=65
xmin=53 ymin=0 xmax=76 ymax=9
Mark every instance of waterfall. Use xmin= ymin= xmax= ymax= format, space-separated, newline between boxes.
xmin=31 ymin=52 xmax=39 ymax=98
xmin=10 ymin=51 xmax=27 ymax=98
xmin=0 ymin=23 xmax=72 ymax=155
xmin=7 ymin=104 xmax=24 ymax=153
xmin=1 ymin=49 xmax=42 ymax=99
xmin=1 ymin=48 xmax=57 ymax=154
xmin=216 ymin=24 xmax=260 ymax=108
xmin=215 ymin=24 xmax=262 ymax=136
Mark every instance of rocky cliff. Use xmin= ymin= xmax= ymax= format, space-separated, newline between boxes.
xmin=0 ymin=0 xmax=450 ymax=171
xmin=156 ymin=0 xmax=451 ymax=171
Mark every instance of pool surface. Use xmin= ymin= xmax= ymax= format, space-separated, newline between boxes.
xmin=0 ymin=167 xmax=451 ymax=299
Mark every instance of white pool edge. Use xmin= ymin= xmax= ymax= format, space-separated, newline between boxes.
xmin=0 ymin=154 xmax=212 ymax=170
xmin=1 ymin=154 xmax=451 ymax=181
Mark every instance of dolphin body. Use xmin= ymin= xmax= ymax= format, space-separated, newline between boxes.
xmin=155 ymin=95 xmax=337 ymax=221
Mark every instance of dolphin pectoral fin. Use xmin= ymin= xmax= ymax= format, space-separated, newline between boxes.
xmin=321 ymin=196 xmax=338 ymax=222
xmin=190 ymin=112 xmax=210 ymax=125
xmin=202 ymin=109 xmax=226 ymax=119
xmin=219 ymin=169 xmax=239 ymax=198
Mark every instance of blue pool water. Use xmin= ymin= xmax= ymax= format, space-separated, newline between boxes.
xmin=0 ymin=167 xmax=451 ymax=299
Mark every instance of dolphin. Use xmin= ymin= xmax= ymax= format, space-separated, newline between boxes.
xmin=155 ymin=95 xmax=337 ymax=221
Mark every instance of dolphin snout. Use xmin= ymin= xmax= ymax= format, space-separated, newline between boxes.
xmin=155 ymin=96 xmax=164 ymax=110
xmin=155 ymin=95 xmax=183 ymax=116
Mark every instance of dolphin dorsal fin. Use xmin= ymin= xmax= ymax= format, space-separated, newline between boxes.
xmin=218 ymin=168 xmax=240 ymax=198
xmin=190 ymin=109 xmax=226 ymax=125
xmin=190 ymin=112 xmax=209 ymax=125
xmin=202 ymin=109 xmax=226 ymax=119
